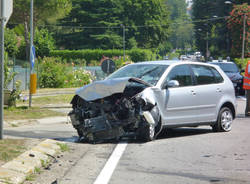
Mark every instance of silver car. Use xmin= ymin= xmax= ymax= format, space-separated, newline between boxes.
xmin=69 ymin=60 xmax=236 ymax=142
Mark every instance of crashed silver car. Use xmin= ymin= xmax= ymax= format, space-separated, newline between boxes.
xmin=69 ymin=61 xmax=236 ymax=142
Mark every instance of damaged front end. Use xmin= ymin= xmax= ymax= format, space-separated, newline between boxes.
xmin=68 ymin=77 xmax=161 ymax=142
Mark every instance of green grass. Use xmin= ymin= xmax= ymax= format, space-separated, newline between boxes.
xmin=4 ymin=93 xmax=74 ymax=122
xmin=0 ymin=139 xmax=27 ymax=162
xmin=18 ymin=94 xmax=74 ymax=106
xmin=56 ymin=142 xmax=70 ymax=152
xmin=25 ymin=174 xmax=35 ymax=181
xmin=4 ymin=106 xmax=65 ymax=121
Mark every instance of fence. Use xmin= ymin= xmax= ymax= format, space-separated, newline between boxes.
xmin=7 ymin=65 xmax=106 ymax=91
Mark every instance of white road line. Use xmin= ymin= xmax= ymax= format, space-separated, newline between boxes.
xmin=94 ymin=142 xmax=128 ymax=184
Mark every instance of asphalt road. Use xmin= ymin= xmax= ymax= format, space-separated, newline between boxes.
xmin=5 ymin=98 xmax=250 ymax=184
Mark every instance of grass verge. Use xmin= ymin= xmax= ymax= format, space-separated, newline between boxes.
xmin=0 ymin=139 xmax=27 ymax=163
xmin=18 ymin=94 xmax=74 ymax=106
xmin=4 ymin=106 xmax=65 ymax=121
xmin=56 ymin=142 xmax=70 ymax=152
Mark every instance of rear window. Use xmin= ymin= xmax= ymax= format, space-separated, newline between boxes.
xmin=210 ymin=67 xmax=224 ymax=83
xmin=191 ymin=65 xmax=216 ymax=85
xmin=211 ymin=63 xmax=239 ymax=73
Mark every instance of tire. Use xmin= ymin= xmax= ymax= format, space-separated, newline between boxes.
xmin=77 ymin=128 xmax=83 ymax=138
xmin=212 ymin=107 xmax=233 ymax=132
xmin=137 ymin=122 xmax=155 ymax=142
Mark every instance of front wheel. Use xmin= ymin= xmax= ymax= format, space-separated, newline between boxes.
xmin=212 ymin=107 xmax=233 ymax=132
xmin=137 ymin=122 xmax=155 ymax=142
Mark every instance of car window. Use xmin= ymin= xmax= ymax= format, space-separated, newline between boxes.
xmin=166 ymin=64 xmax=192 ymax=87
xmin=107 ymin=64 xmax=169 ymax=86
xmin=212 ymin=63 xmax=239 ymax=73
xmin=210 ymin=67 xmax=224 ymax=83
xmin=191 ymin=65 xmax=215 ymax=85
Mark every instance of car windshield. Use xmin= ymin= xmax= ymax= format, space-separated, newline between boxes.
xmin=107 ymin=64 xmax=169 ymax=85
xmin=212 ymin=63 xmax=239 ymax=73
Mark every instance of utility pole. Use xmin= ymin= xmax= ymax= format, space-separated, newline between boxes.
xmin=241 ymin=14 xmax=246 ymax=60
xmin=206 ymin=31 xmax=209 ymax=60
xmin=0 ymin=0 xmax=5 ymax=139
xmin=0 ymin=0 xmax=12 ymax=140
xmin=29 ymin=0 xmax=33 ymax=107
xmin=121 ymin=24 xmax=125 ymax=62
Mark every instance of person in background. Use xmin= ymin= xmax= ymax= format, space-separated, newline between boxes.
xmin=243 ymin=60 xmax=250 ymax=117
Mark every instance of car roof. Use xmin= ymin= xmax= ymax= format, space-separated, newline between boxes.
xmin=131 ymin=60 xmax=215 ymax=67
xmin=209 ymin=60 xmax=235 ymax=64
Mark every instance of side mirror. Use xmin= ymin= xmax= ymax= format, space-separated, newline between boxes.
xmin=166 ymin=80 xmax=180 ymax=88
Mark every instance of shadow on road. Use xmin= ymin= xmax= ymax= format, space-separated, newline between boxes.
xmin=156 ymin=127 xmax=213 ymax=140
xmin=4 ymin=127 xmax=214 ymax=144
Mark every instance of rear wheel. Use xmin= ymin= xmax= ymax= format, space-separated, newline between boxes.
xmin=212 ymin=107 xmax=233 ymax=132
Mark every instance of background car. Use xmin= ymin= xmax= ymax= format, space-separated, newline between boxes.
xmin=209 ymin=60 xmax=245 ymax=96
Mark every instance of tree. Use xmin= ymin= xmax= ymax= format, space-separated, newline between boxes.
xmin=9 ymin=0 xmax=72 ymax=59
xmin=4 ymin=28 xmax=19 ymax=57
xmin=165 ymin=0 xmax=194 ymax=51
xmin=56 ymin=0 xmax=170 ymax=50
xmin=227 ymin=3 xmax=250 ymax=58
xmin=34 ymin=28 xmax=55 ymax=57
xmin=192 ymin=0 xmax=249 ymax=59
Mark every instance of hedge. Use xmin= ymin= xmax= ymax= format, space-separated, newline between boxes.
xmin=50 ymin=49 xmax=155 ymax=64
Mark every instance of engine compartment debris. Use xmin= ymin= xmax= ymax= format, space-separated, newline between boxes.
xmin=69 ymin=77 xmax=161 ymax=143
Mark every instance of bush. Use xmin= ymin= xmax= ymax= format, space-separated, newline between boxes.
xmin=38 ymin=57 xmax=94 ymax=88
xmin=65 ymin=68 xmax=94 ymax=87
xmin=4 ymin=53 xmax=15 ymax=89
xmin=4 ymin=28 xmax=19 ymax=57
xmin=38 ymin=57 xmax=67 ymax=88
xmin=50 ymin=48 xmax=155 ymax=64
xmin=234 ymin=58 xmax=250 ymax=70
xmin=34 ymin=28 xmax=55 ymax=57
xmin=128 ymin=49 xmax=155 ymax=62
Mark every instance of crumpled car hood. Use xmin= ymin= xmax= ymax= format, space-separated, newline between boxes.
xmin=76 ymin=77 xmax=152 ymax=101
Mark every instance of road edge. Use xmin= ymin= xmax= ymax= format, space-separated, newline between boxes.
xmin=0 ymin=139 xmax=63 ymax=184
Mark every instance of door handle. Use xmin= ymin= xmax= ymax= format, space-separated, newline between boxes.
xmin=216 ymin=88 xmax=222 ymax=92
xmin=191 ymin=90 xmax=196 ymax=95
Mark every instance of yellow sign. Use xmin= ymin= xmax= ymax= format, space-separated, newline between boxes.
xmin=30 ymin=73 xmax=37 ymax=94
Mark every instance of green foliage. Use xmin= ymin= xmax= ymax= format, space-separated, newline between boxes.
xmin=10 ymin=0 xmax=72 ymax=25
xmin=38 ymin=57 xmax=94 ymax=88
xmin=4 ymin=28 xmax=19 ymax=56
xmin=50 ymin=49 xmax=155 ymax=64
xmin=34 ymin=28 xmax=55 ymax=57
xmin=167 ymin=52 xmax=180 ymax=59
xmin=192 ymin=0 xmax=249 ymax=58
xmin=38 ymin=57 xmax=67 ymax=88
xmin=10 ymin=0 xmax=72 ymax=60
xmin=128 ymin=49 xmax=155 ymax=62
xmin=65 ymin=68 xmax=94 ymax=87
xmin=165 ymin=0 xmax=194 ymax=51
xmin=8 ymin=80 xmax=22 ymax=107
xmin=234 ymin=58 xmax=250 ymax=70
xmin=227 ymin=3 xmax=249 ymax=58
xmin=56 ymin=143 xmax=70 ymax=152
xmin=4 ymin=54 xmax=15 ymax=89
xmin=56 ymin=0 xmax=170 ymax=50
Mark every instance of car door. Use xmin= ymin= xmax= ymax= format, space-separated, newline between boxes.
xmin=160 ymin=64 xmax=199 ymax=125
xmin=190 ymin=64 xmax=223 ymax=122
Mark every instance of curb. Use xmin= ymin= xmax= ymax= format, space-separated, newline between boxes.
xmin=0 ymin=139 xmax=63 ymax=184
